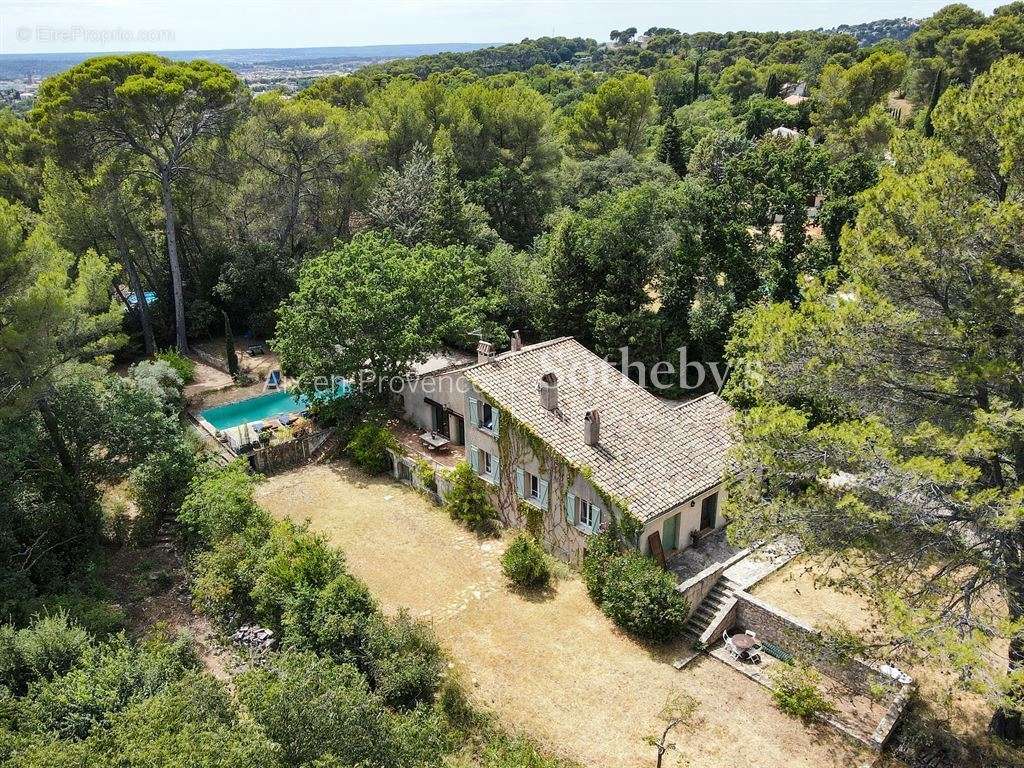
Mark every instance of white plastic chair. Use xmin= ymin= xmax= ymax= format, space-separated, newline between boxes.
xmin=745 ymin=630 xmax=757 ymax=638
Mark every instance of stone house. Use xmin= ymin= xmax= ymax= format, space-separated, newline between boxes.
xmin=459 ymin=335 xmax=735 ymax=563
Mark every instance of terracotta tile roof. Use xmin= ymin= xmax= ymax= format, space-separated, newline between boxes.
xmin=465 ymin=337 xmax=735 ymax=522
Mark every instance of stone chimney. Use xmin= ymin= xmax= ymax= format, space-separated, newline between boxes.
xmin=584 ymin=409 xmax=600 ymax=446
xmin=539 ymin=372 xmax=559 ymax=411
xmin=510 ymin=330 xmax=523 ymax=352
xmin=476 ymin=340 xmax=495 ymax=365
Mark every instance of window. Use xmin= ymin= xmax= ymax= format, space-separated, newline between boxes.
xmin=481 ymin=402 xmax=495 ymax=431
xmin=529 ymin=473 xmax=540 ymax=501
xmin=576 ymin=497 xmax=595 ymax=529
xmin=482 ymin=450 xmax=493 ymax=476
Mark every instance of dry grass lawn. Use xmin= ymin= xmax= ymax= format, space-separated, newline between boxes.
xmin=257 ymin=463 xmax=873 ymax=768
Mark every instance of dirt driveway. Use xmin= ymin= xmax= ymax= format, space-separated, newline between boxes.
xmin=257 ymin=463 xmax=871 ymax=768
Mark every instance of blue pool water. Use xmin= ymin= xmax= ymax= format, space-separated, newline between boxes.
xmin=200 ymin=384 xmax=347 ymax=431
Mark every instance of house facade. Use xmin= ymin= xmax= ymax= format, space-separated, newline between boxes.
xmin=460 ymin=336 xmax=735 ymax=563
xmin=393 ymin=349 xmax=475 ymax=448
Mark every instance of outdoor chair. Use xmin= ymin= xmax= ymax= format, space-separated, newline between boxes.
xmin=745 ymin=630 xmax=757 ymax=638
xmin=747 ymin=648 xmax=763 ymax=665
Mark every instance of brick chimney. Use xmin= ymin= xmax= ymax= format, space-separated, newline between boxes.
xmin=510 ymin=330 xmax=523 ymax=352
xmin=539 ymin=372 xmax=559 ymax=411
xmin=477 ymin=340 xmax=495 ymax=365
xmin=584 ymin=409 xmax=600 ymax=446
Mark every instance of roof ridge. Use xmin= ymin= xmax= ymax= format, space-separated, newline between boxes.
xmin=464 ymin=335 xmax=574 ymax=373
xmin=673 ymin=392 xmax=722 ymax=410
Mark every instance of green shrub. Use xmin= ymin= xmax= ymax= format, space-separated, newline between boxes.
xmin=130 ymin=359 xmax=185 ymax=411
xmin=281 ymin=572 xmax=377 ymax=663
xmin=237 ymin=650 xmax=389 ymax=767
xmin=101 ymin=673 xmax=280 ymax=767
xmin=443 ymin=461 xmax=497 ymax=531
xmin=501 ymin=533 xmax=551 ymax=589
xmin=415 ymin=459 xmax=437 ymax=493
xmin=155 ymin=349 xmax=197 ymax=385
xmin=346 ymin=421 xmax=398 ymax=474
xmin=23 ymin=632 xmax=197 ymax=741
xmin=177 ymin=461 xmax=265 ymax=547
xmin=5 ymin=613 xmax=90 ymax=692
xmin=580 ymin=530 xmax=620 ymax=602
xmin=597 ymin=551 xmax=689 ymax=641
xmin=21 ymin=594 xmax=126 ymax=639
xmin=360 ymin=610 xmax=445 ymax=710
xmin=131 ymin=436 xmax=200 ymax=544
xmin=768 ymin=662 xmax=837 ymax=720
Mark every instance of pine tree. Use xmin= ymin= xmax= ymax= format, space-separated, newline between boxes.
xmin=425 ymin=128 xmax=494 ymax=249
xmin=223 ymin=311 xmax=240 ymax=378
xmin=922 ymin=69 xmax=945 ymax=138
xmin=657 ymin=117 xmax=686 ymax=176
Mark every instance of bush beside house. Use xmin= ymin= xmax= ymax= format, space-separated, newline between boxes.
xmin=501 ymin=533 xmax=551 ymax=589
xmin=346 ymin=422 xmax=399 ymax=474
xmin=443 ymin=461 xmax=498 ymax=531
xmin=582 ymin=531 xmax=689 ymax=642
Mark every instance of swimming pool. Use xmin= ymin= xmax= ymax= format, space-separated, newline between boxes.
xmin=199 ymin=384 xmax=348 ymax=431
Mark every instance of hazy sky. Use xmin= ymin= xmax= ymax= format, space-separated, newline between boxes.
xmin=0 ymin=0 xmax=1003 ymax=55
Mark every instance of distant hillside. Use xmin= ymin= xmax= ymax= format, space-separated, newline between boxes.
xmin=0 ymin=43 xmax=489 ymax=80
xmin=363 ymin=37 xmax=595 ymax=78
xmin=822 ymin=17 xmax=920 ymax=45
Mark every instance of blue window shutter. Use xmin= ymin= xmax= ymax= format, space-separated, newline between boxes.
xmin=492 ymin=409 xmax=500 ymax=436
xmin=538 ymin=479 xmax=549 ymax=508
xmin=492 ymin=456 xmax=500 ymax=482
xmin=565 ymin=492 xmax=576 ymax=524
xmin=591 ymin=505 xmax=602 ymax=533
xmin=515 ymin=468 xmax=525 ymax=498
xmin=469 ymin=446 xmax=480 ymax=472
xmin=468 ymin=397 xmax=478 ymax=427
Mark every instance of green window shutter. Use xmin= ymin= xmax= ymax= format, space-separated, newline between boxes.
xmin=538 ymin=479 xmax=549 ymax=508
xmin=492 ymin=409 xmax=500 ymax=436
xmin=468 ymin=397 xmax=478 ymax=427
xmin=515 ymin=468 xmax=525 ymax=498
xmin=565 ymin=492 xmax=576 ymax=525
xmin=590 ymin=505 xmax=602 ymax=534
xmin=492 ymin=456 xmax=500 ymax=483
xmin=469 ymin=446 xmax=480 ymax=473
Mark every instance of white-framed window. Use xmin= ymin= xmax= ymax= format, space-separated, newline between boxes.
xmin=516 ymin=468 xmax=548 ymax=507
xmin=576 ymin=497 xmax=596 ymax=529
xmin=482 ymin=450 xmax=493 ymax=476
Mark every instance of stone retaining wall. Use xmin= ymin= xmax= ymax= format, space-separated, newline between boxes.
xmin=734 ymin=591 xmax=884 ymax=696
xmin=732 ymin=590 xmax=913 ymax=751
xmin=674 ymin=548 xmax=749 ymax=620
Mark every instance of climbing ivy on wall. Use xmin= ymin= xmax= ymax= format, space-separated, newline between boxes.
xmin=472 ymin=380 xmax=636 ymax=558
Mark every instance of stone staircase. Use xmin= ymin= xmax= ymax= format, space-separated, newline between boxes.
xmin=682 ymin=575 xmax=739 ymax=645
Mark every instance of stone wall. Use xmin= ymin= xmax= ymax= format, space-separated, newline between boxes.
xmin=675 ymin=548 xmax=750 ymax=619
xmin=734 ymin=591 xmax=887 ymax=697
xmin=732 ymin=590 xmax=912 ymax=751
xmin=248 ymin=430 xmax=330 ymax=475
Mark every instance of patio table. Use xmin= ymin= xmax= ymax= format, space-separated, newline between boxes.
xmin=729 ymin=633 xmax=759 ymax=658
xmin=419 ymin=431 xmax=451 ymax=451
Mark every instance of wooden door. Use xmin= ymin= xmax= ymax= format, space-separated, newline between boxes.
xmin=700 ymin=492 xmax=718 ymax=530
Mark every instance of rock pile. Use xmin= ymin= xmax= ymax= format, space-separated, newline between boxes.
xmin=231 ymin=624 xmax=276 ymax=652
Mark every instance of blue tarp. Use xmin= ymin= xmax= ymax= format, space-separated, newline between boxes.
xmin=126 ymin=291 xmax=157 ymax=308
